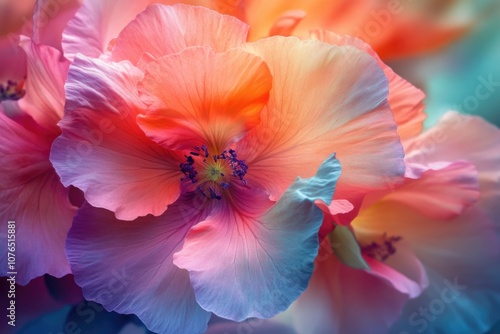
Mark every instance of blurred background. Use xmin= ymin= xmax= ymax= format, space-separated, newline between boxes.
xmin=389 ymin=0 xmax=500 ymax=128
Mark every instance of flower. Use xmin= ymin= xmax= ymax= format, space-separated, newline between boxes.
xmin=284 ymin=110 xmax=500 ymax=333
xmin=0 ymin=31 xmax=77 ymax=284
xmin=61 ymin=0 xmax=486 ymax=62
xmin=50 ymin=4 xmax=406 ymax=333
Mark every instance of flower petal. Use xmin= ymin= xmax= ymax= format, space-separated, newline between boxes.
xmin=50 ymin=55 xmax=182 ymax=220
xmin=405 ymin=111 xmax=500 ymax=220
xmin=289 ymin=238 xmax=410 ymax=334
xmin=174 ymin=154 xmax=341 ymax=321
xmin=110 ymin=4 xmax=249 ymax=65
xmin=137 ymin=46 xmax=272 ymax=150
xmin=32 ymin=0 xmax=81 ymax=51
xmin=66 ymin=195 xmax=212 ymax=334
xmin=383 ymin=161 xmax=479 ymax=220
xmin=0 ymin=112 xmax=74 ymax=285
xmin=62 ymin=0 xmax=151 ymax=60
xmin=17 ymin=39 xmax=69 ymax=131
xmin=236 ymin=37 xmax=404 ymax=219
xmin=311 ymin=30 xmax=426 ymax=142
xmin=363 ymin=242 xmax=429 ymax=299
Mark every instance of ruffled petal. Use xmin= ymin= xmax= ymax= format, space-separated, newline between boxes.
xmin=32 ymin=0 xmax=81 ymax=51
xmin=66 ymin=195 xmax=212 ymax=334
xmin=174 ymin=154 xmax=341 ymax=320
xmin=311 ymin=30 xmax=426 ymax=142
xmin=385 ymin=113 xmax=500 ymax=333
xmin=236 ymin=37 xmax=404 ymax=218
xmin=50 ymin=55 xmax=182 ymax=220
xmin=289 ymin=238 xmax=410 ymax=334
xmin=383 ymin=161 xmax=479 ymax=220
xmin=137 ymin=46 xmax=272 ymax=150
xmin=0 ymin=112 xmax=74 ymax=285
xmin=363 ymin=242 xmax=429 ymax=299
xmin=111 ymin=4 xmax=249 ymax=65
xmin=62 ymin=0 xmax=151 ymax=60
xmin=17 ymin=38 xmax=69 ymax=131
xmin=405 ymin=112 xmax=500 ymax=220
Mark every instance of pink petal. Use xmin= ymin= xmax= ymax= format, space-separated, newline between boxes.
xmin=110 ymin=4 xmax=249 ymax=65
xmin=50 ymin=55 xmax=182 ymax=220
xmin=290 ymin=238 xmax=410 ymax=334
xmin=174 ymin=155 xmax=341 ymax=321
xmin=66 ymin=195 xmax=211 ymax=334
xmin=32 ymin=0 xmax=81 ymax=51
xmin=364 ymin=242 xmax=429 ymax=298
xmin=383 ymin=161 xmax=480 ymax=220
xmin=17 ymin=38 xmax=69 ymax=131
xmin=62 ymin=0 xmax=152 ymax=60
xmin=0 ymin=112 xmax=74 ymax=285
xmin=315 ymin=199 xmax=354 ymax=240
xmin=311 ymin=30 xmax=426 ymax=143
xmin=137 ymin=46 xmax=272 ymax=150
xmin=406 ymin=111 xmax=500 ymax=220
xmin=236 ymin=37 xmax=404 ymax=219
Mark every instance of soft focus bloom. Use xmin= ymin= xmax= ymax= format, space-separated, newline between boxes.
xmin=285 ymin=111 xmax=500 ymax=334
xmin=50 ymin=4 xmax=406 ymax=333
xmin=0 ymin=34 xmax=76 ymax=284
xmin=61 ymin=0 xmax=485 ymax=62
xmin=0 ymin=0 xmax=36 ymax=38
xmin=0 ymin=0 xmax=83 ymax=285
xmin=236 ymin=0 xmax=487 ymax=60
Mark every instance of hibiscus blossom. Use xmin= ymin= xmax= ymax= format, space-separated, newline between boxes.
xmin=50 ymin=4 xmax=405 ymax=333
xmin=283 ymin=73 xmax=500 ymax=334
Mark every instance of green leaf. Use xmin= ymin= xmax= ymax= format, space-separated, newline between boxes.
xmin=329 ymin=226 xmax=370 ymax=270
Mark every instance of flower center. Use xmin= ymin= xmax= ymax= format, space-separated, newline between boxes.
xmin=0 ymin=79 xmax=26 ymax=101
xmin=180 ymin=145 xmax=248 ymax=200
xmin=361 ymin=233 xmax=402 ymax=262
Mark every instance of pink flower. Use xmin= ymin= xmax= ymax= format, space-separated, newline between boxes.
xmin=283 ymin=75 xmax=500 ymax=334
xmin=50 ymin=4 xmax=405 ymax=333
xmin=0 ymin=34 xmax=77 ymax=284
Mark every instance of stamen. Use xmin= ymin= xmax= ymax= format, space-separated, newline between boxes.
xmin=0 ymin=79 xmax=26 ymax=101
xmin=361 ymin=234 xmax=402 ymax=262
xmin=179 ymin=145 xmax=248 ymax=200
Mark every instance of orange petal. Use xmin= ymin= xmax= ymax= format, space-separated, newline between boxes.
xmin=312 ymin=30 xmax=426 ymax=143
xmin=138 ymin=46 xmax=272 ymax=151
xmin=111 ymin=4 xmax=249 ymax=65
xmin=236 ymin=37 xmax=404 ymax=219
